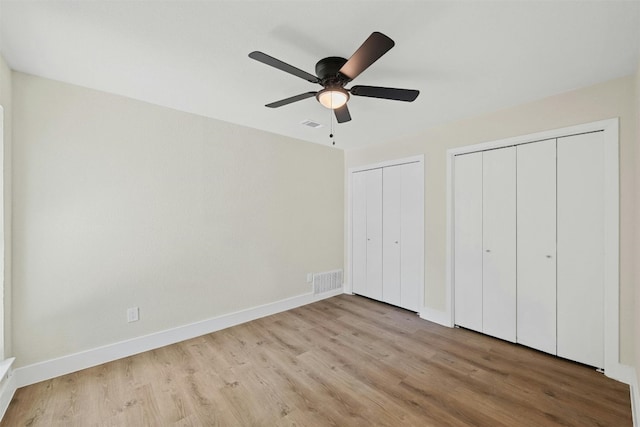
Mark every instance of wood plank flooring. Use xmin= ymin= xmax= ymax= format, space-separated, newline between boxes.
xmin=2 ymin=294 xmax=632 ymax=426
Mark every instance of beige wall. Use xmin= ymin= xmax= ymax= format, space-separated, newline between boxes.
xmin=12 ymin=72 xmax=344 ymax=367
xmin=345 ymin=75 xmax=637 ymax=365
xmin=0 ymin=54 xmax=12 ymax=360
xmin=8 ymin=67 xmax=638 ymax=370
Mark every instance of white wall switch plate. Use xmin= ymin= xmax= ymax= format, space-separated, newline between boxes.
xmin=306 ymin=273 xmax=313 ymax=283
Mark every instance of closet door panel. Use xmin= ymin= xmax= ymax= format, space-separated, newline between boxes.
xmin=351 ymin=171 xmax=368 ymax=296
xmin=557 ymin=132 xmax=604 ymax=368
xmin=400 ymin=162 xmax=424 ymax=312
xmin=366 ymin=168 xmax=384 ymax=301
xmin=454 ymin=152 xmax=483 ymax=332
xmin=482 ymin=147 xmax=517 ymax=342
xmin=516 ymin=139 xmax=557 ymax=355
xmin=382 ymin=166 xmax=402 ymax=307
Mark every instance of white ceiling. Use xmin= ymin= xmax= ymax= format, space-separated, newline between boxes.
xmin=1 ymin=1 xmax=639 ymax=150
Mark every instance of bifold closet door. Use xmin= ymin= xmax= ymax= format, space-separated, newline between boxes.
xmin=382 ymin=166 xmax=402 ymax=307
xmin=399 ymin=161 xmax=423 ymax=312
xmin=351 ymin=169 xmax=383 ymax=300
xmin=454 ymin=152 xmax=483 ymax=332
xmin=557 ymin=132 xmax=604 ymax=368
xmin=383 ymin=162 xmax=423 ymax=311
xmin=482 ymin=147 xmax=516 ymax=342
xmin=516 ymin=139 xmax=557 ymax=355
xmin=365 ymin=168 xmax=384 ymax=301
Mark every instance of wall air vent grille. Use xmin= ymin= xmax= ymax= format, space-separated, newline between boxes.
xmin=313 ymin=269 xmax=343 ymax=295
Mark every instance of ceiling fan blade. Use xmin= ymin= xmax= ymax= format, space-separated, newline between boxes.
xmin=265 ymin=92 xmax=317 ymax=108
xmin=338 ymin=32 xmax=395 ymax=81
xmin=249 ymin=51 xmax=319 ymax=84
xmin=334 ymin=104 xmax=352 ymax=123
xmin=350 ymin=85 xmax=419 ymax=102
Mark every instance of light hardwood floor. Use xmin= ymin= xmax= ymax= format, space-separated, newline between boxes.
xmin=1 ymin=294 xmax=632 ymax=426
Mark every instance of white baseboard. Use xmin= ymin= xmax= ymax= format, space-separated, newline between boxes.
xmin=606 ymin=362 xmax=636 ymax=385
xmin=12 ymin=288 xmax=343 ymax=389
xmin=419 ymin=306 xmax=453 ymax=327
xmin=0 ymin=367 xmax=17 ymax=421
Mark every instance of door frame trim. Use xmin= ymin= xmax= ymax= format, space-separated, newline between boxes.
xmin=445 ymin=118 xmax=622 ymax=380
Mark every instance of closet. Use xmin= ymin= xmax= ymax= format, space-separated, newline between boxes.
xmin=453 ymin=131 xmax=605 ymax=369
xmin=351 ymin=159 xmax=424 ymax=312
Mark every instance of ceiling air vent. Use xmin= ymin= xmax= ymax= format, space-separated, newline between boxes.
xmin=300 ymin=119 xmax=323 ymax=129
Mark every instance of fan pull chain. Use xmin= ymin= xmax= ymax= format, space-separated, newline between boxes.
xmin=329 ymin=107 xmax=335 ymax=146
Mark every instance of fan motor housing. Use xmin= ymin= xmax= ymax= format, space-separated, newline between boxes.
xmin=315 ymin=57 xmax=348 ymax=82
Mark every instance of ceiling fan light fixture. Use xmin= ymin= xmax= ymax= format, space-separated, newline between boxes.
xmin=249 ymin=32 xmax=419 ymax=124
xmin=316 ymin=87 xmax=349 ymax=110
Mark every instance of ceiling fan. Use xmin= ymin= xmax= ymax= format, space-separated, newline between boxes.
xmin=249 ymin=32 xmax=419 ymax=123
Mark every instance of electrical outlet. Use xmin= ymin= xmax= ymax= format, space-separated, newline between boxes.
xmin=127 ymin=307 xmax=139 ymax=323
xmin=306 ymin=273 xmax=313 ymax=283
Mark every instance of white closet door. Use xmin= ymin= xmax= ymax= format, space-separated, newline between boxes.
xmin=382 ymin=166 xmax=402 ymax=307
xmin=557 ymin=132 xmax=604 ymax=368
xmin=365 ymin=168 xmax=384 ymax=301
xmin=482 ymin=147 xmax=516 ymax=342
xmin=400 ymin=162 xmax=423 ymax=312
xmin=352 ymin=171 xmax=367 ymax=296
xmin=517 ymin=139 xmax=557 ymax=354
xmin=454 ymin=152 xmax=483 ymax=332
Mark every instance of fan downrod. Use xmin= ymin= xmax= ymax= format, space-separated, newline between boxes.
xmin=315 ymin=57 xmax=348 ymax=85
